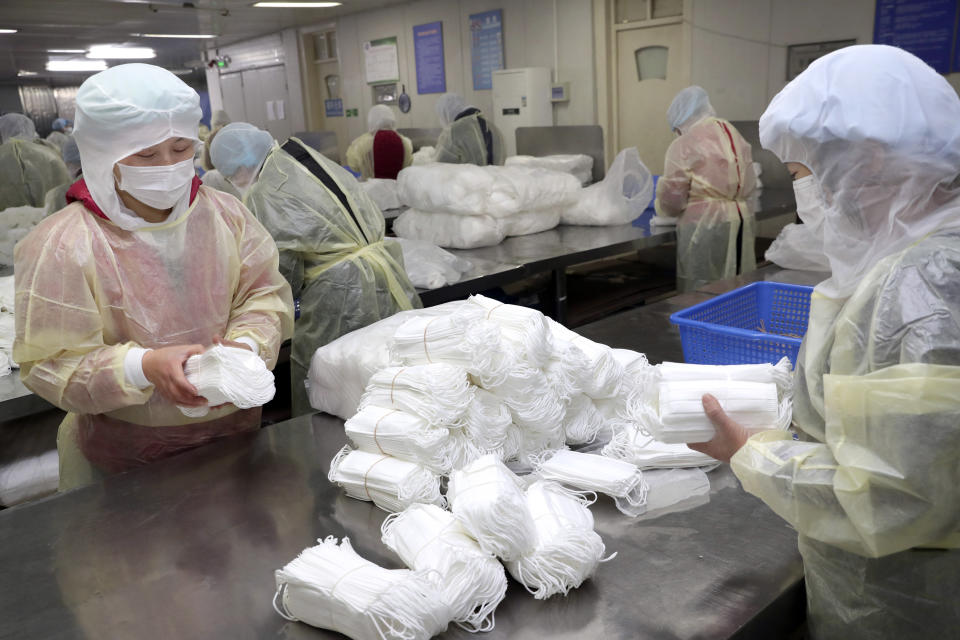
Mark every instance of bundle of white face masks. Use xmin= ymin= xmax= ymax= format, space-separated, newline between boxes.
xmin=466 ymin=295 xmax=555 ymax=369
xmin=273 ymin=536 xmax=451 ymax=640
xmin=388 ymin=312 xmax=512 ymax=388
xmin=328 ymin=447 xmax=444 ymax=513
xmin=547 ymin=319 xmax=625 ymax=399
xmin=359 ymin=363 xmax=475 ymax=428
xmin=631 ymin=468 xmax=711 ymax=521
xmin=560 ymin=394 xmax=607 ymax=445
xmin=381 ymin=504 xmax=507 ymax=633
xmin=535 ymin=449 xmax=649 ymax=517
xmin=447 ymin=455 xmax=536 ymax=561
xmin=505 ymin=481 xmax=611 ymax=599
xmin=178 ymin=344 xmax=275 ymax=418
xmin=344 ymin=407 xmax=452 ymax=474
xmin=602 ymin=425 xmax=716 ymax=469
xmin=634 ymin=358 xmax=794 ymax=444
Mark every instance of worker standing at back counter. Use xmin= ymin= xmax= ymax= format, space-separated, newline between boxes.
xmin=655 ymin=86 xmax=756 ymax=292
xmin=434 ymin=92 xmax=505 ymax=166
xmin=12 ymin=63 xmax=294 ymax=490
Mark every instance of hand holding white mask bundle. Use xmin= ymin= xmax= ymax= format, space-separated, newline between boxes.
xmin=116 ymin=156 xmax=196 ymax=211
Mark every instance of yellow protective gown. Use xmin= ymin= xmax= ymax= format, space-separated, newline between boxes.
xmin=435 ymin=112 xmax=505 ymax=166
xmin=43 ymin=182 xmax=71 ymax=217
xmin=655 ymin=117 xmax=756 ymax=292
xmin=243 ymin=138 xmax=421 ymax=415
xmin=345 ymin=131 xmax=414 ymax=180
xmin=13 ymin=185 xmax=294 ymax=489
xmin=0 ymin=139 xmax=71 ymax=210
xmin=732 ymin=231 xmax=960 ymax=637
xmin=201 ymin=168 xmax=242 ymax=199
xmin=46 ymin=130 xmax=69 ymax=152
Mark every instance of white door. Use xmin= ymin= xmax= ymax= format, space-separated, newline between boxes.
xmin=219 ymin=73 xmax=247 ymax=122
xmin=243 ymin=66 xmax=293 ymax=141
xmin=616 ymin=23 xmax=689 ymax=174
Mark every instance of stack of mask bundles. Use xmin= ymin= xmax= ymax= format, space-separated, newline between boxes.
xmin=547 ymin=319 xmax=625 ymax=400
xmin=447 ymin=455 xmax=536 ymax=561
xmin=559 ymin=394 xmax=607 ymax=445
xmin=381 ymin=504 xmax=508 ymax=633
xmin=344 ymin=406 xmax=452 ymax=474
xmin=602 ymin=425 xmax=716 ymax=469
xmin=535 ymin=449 xmax=649 ymax=517
xmin=273 ymin=536 xmax=451 ymax=640
xmin=358 ymin=363 xmax=475 ymax=428
xmin=505 ymin=481 xmax=611 ymax=599
xmin=635 ymin=359 xmax=793 ymax=444
xmin=178 ymin=345 xmax=275 ymax=417
xmin=466 ymin=294 xmax=555 ymax=368
xmin=328 ymin=447 xmax=444 ymax=513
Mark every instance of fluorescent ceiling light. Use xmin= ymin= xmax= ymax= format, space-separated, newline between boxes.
xmin=170 ymin=68 xmax=195 ymax=75
xmin=0 ymin=29 xmax=18 ymax=34
xmin=48 ymin=49 xmax=86 ymax=53
xmin=86 ymin=45 xmax=155 ymax=59
xmin=47 ymin=59 xmax=108 ymax=72
xmin=134 ymin=33 xmax=217 ymax=39
xmin=253 ymin=2 xmax=342 ymax=7
xmin=18 ymin=70 xmax=38 ymax=77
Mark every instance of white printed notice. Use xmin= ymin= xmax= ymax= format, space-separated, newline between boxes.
xmin=364 ymin=36 xmax=400 ymax=84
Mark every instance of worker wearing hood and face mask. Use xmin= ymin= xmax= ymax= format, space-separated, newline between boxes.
xmin=689 ymin=45 xmax=960 ymax=639
xmin=0 ymin=113 xmax=71 ymax=210
xmin=206 ymin=122 xmax=276 ymax=200
xmin=433 ymin=93 xmax=505 ymax=166
xmin=345 ymin=104 xmax=413 ymax=180
xmin=13 ymin=63 xmax=294 ymax=490
xmin=655 ymin=86 xmax=757 ymax=292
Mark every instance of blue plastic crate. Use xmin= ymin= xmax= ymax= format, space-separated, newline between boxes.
xmin=669 ymin=282 xmax=813 ymax=366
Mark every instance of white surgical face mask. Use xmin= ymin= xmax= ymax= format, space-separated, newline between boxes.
xmin=116 ymin=157 xmax=196 ymax=210
xmin=792 ymin=174 xmax=826 ymax=230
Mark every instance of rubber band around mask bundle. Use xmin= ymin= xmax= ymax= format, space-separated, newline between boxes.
xmin=372 ymin=409 xmax=398 ymax=455
xmin=389 ymin=368 xmax=406 ymax=405
xmin=422 ymin=316 xmax=440 ymax=363
xmin=485 ymin=303 xmax=506 ymax=320
xmin=362 ymin=456 xmax=390 ymax=500
xmin=329 ymin=564 xmax=373 ymax=599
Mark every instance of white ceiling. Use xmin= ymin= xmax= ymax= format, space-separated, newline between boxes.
xmin=0 ymin=0 xmax=405 ymax=84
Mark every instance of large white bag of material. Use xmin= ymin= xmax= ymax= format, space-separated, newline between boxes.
xmin=411 ymin=146 xmax=436 ymax=165
xmin=396 ymin=163 xmax=580 ymax=218
xmin=273 ymin=536 xmax=451 ymax=640
xmin=360 ymin=178 xmax=402 ymax=211
xmin=394 ymin=208 xmax=559 ymax=250
xmin=307 ymin=302 xmax=466 ymax=419
xmin=505 ymin=154 xmax=594 ymax=186
xmin=391 ymin=237 xmax=472 ymax=289
xmin=505 ymin=481 xmax=610 ymax=599
xmin=560 ymin=148 xmax=653 ymax=226
xmin=764 ymin=222 xmax=831 ymax=273
xmin=381 ymin=504 xmax=507 ymax=632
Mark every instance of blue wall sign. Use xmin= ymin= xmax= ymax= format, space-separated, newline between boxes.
xmin=324 ymin=98 xmax=344 ymax=117
xmin=874 ymin=0 xmax=958 ymax=73
xmin=470 ymin=9 xmax=504 ymax=90
xmin=414 ymin=21 xmax=446 ymax=94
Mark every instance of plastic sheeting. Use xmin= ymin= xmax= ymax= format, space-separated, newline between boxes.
xmin=273 ymin=536 xmax=451 ymax=639
xmin=0 ymin=205 xmax=46 ymax=266
xmin=505 ymin=154 xmax=594 ymax=186
xmin=391 ymin=238 xmax=472 ymax=289
xmin=560 ymin=148 xmax=654 ymax=226
xmin=765 ymin=223 xmax=831 ymax=273
xmin=360 ymin=178 xmax=402 ymax=211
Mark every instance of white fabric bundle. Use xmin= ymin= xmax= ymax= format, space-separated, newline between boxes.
xmin=381 ymin=504 xmax=507 ymax=632
xmin=466 ymin=295 xmax=554 ymax=368
xmin=447 ymin=455 xmax=536 ymax=561
xmin=635 ymin=358 xmax=793 ymax=444
xmin=308 ymin=303 xmax=466 ymax=419
xmin=273 ymin=536 xmax=451 ymax=640
xmin=177 ymin=345 xmax=275 ymax=417
xmin=560 ymin=148 xmax=654 ymax=226
xmin=391 ymin=237 xmax=473 ymax=289
xmin=632 ymin=468 xmax=711 ymax=521
xmin=484 ymin=365 xmax=565 ymax=437
xmin=461 ymin=388 xmax=513 ymax=455
xmin=602 ymin=425 xmax=716 ymax=469
xmin=505 ymin=154 xmax=594 ymax=186
xmin=561 ymin=394 xmax=606 ymax=445
xmin=548 ymin=319 xmax=625 ymax=399
xmin=650 ymin=215 xmax=678 ymax=227
xmin=344 ymin=406 xmax=452 ymax=473
xmin=360 ymin=178 xmax=402 ymax=211
xmin=536 ymin=449 xmax=648 ymax=517
xmin=328 ymin=446 xmax=444 ymax=513
xmin=505 ymin=481 xmax=609 ymax=599
xmin=0 ymin=205 xmax=45 ymax=266
xmin=358 ymin=363 xmax=475 ymax=428
xmin=411 ymin=146 xmax=436 ymax=165
xmin=388 ymin=312 xmax=512 ymax=387
xmin=396 ymin=163 xmax=580 ymax=218
xmin=394 ymin=208 xmax=559 ymax=249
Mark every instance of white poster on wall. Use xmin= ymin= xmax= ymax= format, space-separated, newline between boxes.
xmin=364 ymin=36 xmax=400 ymax=84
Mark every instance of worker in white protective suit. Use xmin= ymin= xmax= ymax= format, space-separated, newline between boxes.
xmin=226 ymin=125 xmax=421 ymax=415
xmin=0 ymin=113 xmax=71 ymax=210
xmin=345 ymin=105 xmax=413 ymax=180
xmin=12 ymin=63 xmax=294 ymax=490
xmin=655 ymin=86 xmax=756 ymax=292
xmin=434 ymin=93 xmax=504 ymax=166
xmin=689 ymin=45 xmax=960 ymax=639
